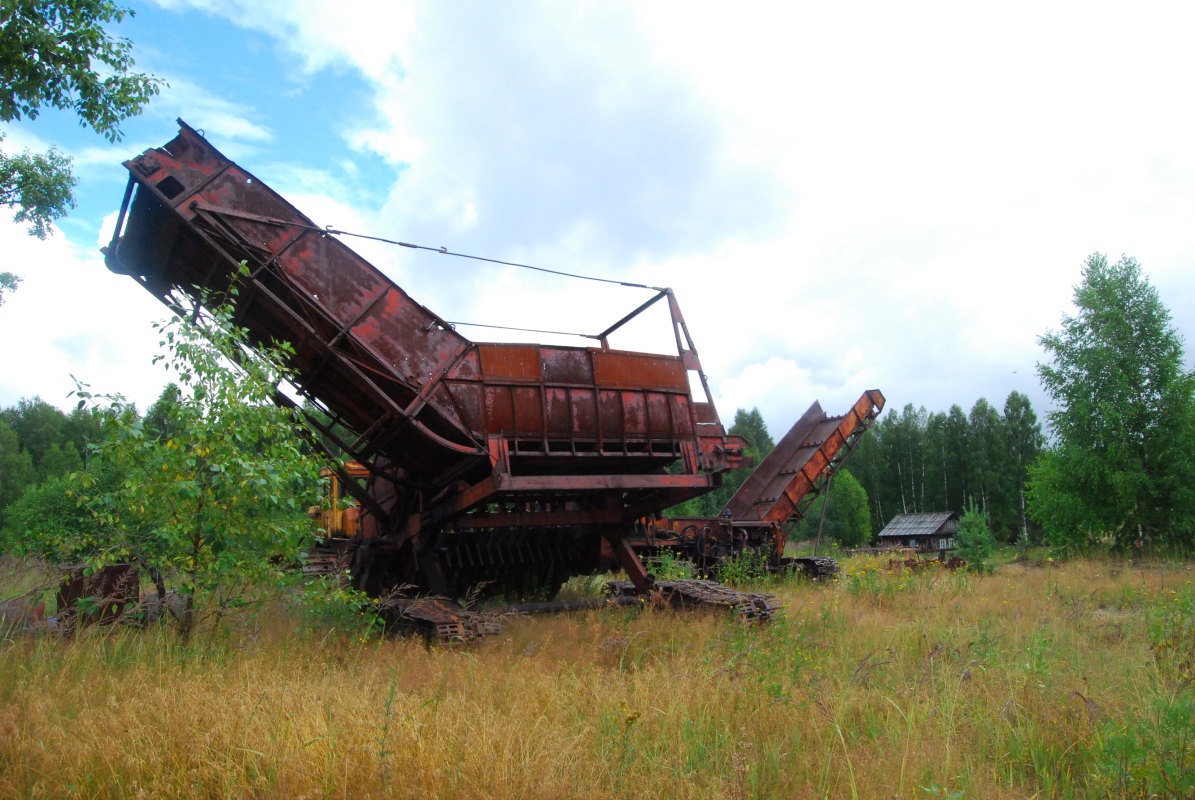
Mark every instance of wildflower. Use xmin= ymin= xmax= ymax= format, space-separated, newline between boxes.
xmin=618 ymin=701 xmax=640 ymax=728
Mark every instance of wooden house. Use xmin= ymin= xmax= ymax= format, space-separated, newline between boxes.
xmin=877 ymin=512 xmax=959 ymax=555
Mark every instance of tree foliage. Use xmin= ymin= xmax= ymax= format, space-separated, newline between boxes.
xmin=0 ymin=397 xmax=103 ymax=534
xmin=0 ymin=135 xmax=75 ymax=238
xmin=0 ymin=270 xmax=19 ymax=305
xmin=1028 ymin=253 xmax=1195 ymax=551
xmin=1 ymin=461 xmax=119 ymax=556
xmin=667 ymin=407 xmax=775 ymax=518
xmin=0 ymin=395 xmax=103 ymax=471
xmin=51 ymin=281 xmax=326 ymax=638
xmin=0 ymin=0 xmax=161 ymax=238
xmin=793 ymin=468 xmax=872 ymax=548
xmin=1004 ymin=390 xmax=1045 ymax=543
xmin=0 ymin=0 xmax=161 ymax=137
xmin=955 ymin=497 xmax=995 ymax=573
xmin=0 ymin=420 xmax=34 ymax=515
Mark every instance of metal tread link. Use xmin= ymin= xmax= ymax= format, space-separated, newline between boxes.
xmin=606 ymin=579 xmax=782 ymax=622
xmin=784 ymin=556 xmax=840 ymax=578
xmin=383 ymin=578 xmax=782 ymax=643
xmin=385 ymin=597 xmax=503 ymax=644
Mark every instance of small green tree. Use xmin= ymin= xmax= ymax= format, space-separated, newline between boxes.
xmin=37 ymin=441 xmax=82 ymax=481
xmin=1003 ymin=391 xmax=1044 ymax=545
xmin=955 ymin=497 xmax=995 ymax=573
xmin=70 ymin=281 xmax=325 ymax=639
xmin=1 ymin=396 xmax=71 ymax=469
xmin=0 ymin=462 xmax=120 ymax=557
xmin=793 ymin=469 xmax=872 ymax=548
xmin=142 ymin=383 xmax=182 ymax=441
xmin=1028 ymin=253 xmax=1195 ymax=551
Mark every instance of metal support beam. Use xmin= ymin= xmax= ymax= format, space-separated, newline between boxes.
xmin=606 ymin=531 xmax=652 ymax=594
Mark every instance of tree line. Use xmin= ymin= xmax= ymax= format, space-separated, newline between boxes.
xmin=0 ymin=399 xmax=105 ymax=514
xmin=848 ymin=392 xmax=1044 ymax=543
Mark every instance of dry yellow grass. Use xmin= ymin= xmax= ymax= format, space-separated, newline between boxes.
xmin=1 ymin=557 xmax=1192 ymax=799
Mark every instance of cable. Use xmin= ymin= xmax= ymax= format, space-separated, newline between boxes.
xmin=446 ymin=321 xmax=600 ymax=339
xmin=196 ymin=201 xmax=663 ymax=290
xmin=193 ymin=202 xmax=670 ymax=337
xmin=321 ymin=226 xmax=661 ymax=291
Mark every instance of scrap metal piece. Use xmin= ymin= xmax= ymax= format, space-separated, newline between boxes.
xmin=781 ymin=556 xmax=840 ymax=579
xmin=56 ymin=563 xmax=139 ymax=631
xmin=386 ymin=597 xmax=503 ymax=644
xmin=607 ymin=579 xmax=781 ymax=622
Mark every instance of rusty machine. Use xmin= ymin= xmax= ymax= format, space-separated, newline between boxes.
xmin=102 ymin=120 xmax=883 ymax=608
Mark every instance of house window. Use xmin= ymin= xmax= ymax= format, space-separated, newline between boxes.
xmin=948 ymin=538 xmax=954 ymax=548
xmin=940 ymin=538 xmax=947 ymax=549
xmin=909 ymin=538 xmax=917 ymax=548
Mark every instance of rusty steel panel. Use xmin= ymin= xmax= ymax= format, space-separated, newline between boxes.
xmin=592 ymin=350 xmax=688 ymax=391
xmin=544 ymin=388 xmax=572 ymax=436
xmin=622 ymin=391 xmax=646 ymax=437
xmin=669 ymin=394 xmax=695 ymax=437
xmin=598 ymin=389 xmax=623 ymax=440
xmin=540 ymin=347 xmax=594 ymax=384
xmin=570 ymin=388 xmax=599 ymax=437
xmin=190 ymin=176 xmax=306 ymax=254
xmin=57 ymin=564 xmax=139 ymax=628
xmin=478 ymin=344 xmax=540 ymax=381
xmin=351 ymin=288 xmax=464 ymax=389
xmin=277 ymin=232 xmax=390 ymax=323
xmin=513 ymin=386 xmax=543 ymax=435
xmin=483 ymin=385 xmax=515 ymax=434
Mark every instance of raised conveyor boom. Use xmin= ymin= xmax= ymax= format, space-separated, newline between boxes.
xmin=724 ymin=390 xmax=885 ymax=524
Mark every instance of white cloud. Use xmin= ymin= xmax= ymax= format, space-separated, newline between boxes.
xmin=0 ymin=220 xmax=171 ymax=412
xmin=714 ymin=357 xmax=821 ymax=432
xmin=150 ymin=0 xmax=413 ymax=78
xmin=153 ymin=76 xmax=272 ymax=146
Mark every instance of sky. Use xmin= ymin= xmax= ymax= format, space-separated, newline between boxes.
xmin=1 ymin=0 xmax=1193 ymax=438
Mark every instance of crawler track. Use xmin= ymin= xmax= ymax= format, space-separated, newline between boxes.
xmin=607 ymin=579 xmax=782 ymax=622
xmin=384 ymin=579 xmax=782 ymax=643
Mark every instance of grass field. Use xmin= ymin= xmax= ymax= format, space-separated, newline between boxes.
xmin=1 ymin=555 xmax=1193 ymax=799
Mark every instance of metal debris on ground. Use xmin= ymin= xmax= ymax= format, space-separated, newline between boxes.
xmin=607 ymin=579 xmax=782 ymax=622
xmin=382 ymin=581 xmax=780 ymax=643
xmin=385 ymin=597 xmax=504 ymax=644
xmin=780 ymin=556 xmax=841 ymax=579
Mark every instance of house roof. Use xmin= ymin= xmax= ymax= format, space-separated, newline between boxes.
xmin=877 ymin=511 xmax=958 ymax=538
